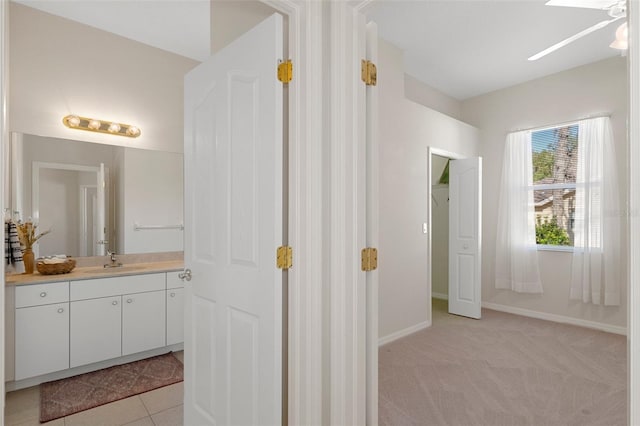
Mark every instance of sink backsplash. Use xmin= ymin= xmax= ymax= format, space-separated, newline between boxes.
xmin=74 ymin=251 xmax=183 ymax=268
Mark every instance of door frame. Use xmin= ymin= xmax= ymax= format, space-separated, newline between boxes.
xmin=628 ymin=1 xmax=640 ymax=422
xmin=78 ymin=184 xmax=97 ymax=257
xmin=426 ymin=147 xmax=465 ymax=325
xmin=31 ymin=161 xmax=100 ymax=258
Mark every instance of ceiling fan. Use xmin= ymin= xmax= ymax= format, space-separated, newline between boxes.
xmin=528 ymin=0 xmax=628 ymax=61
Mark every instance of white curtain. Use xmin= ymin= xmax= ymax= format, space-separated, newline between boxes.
xmin=570 ymin=117 xmax=620 ymax=305
xmin=495 ymin=130 xmax=543 ymax=293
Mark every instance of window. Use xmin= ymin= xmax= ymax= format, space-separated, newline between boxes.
xmin=531 ymin=125 xmax=578 ymax=247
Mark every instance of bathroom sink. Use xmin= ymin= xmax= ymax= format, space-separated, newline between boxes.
xmin=84 ymin=265 xmax=148 ymax=274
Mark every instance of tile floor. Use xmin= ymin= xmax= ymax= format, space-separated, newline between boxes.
xmin=5 ymin=352 xmax=184 ymax=426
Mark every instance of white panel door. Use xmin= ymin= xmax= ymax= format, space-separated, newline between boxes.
xmin=184 ymin=13 xmax=283 ymax=426
xmin=96 ymin=163 xmax=106 ymax=256
xmin=448 ymin=157 xmax=482 ymax=319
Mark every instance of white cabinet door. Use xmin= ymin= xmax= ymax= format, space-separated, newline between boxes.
xmin=15 ymin=303 xmax=69 ymax=380
xmin=166 ymin=288 xmax=184 ymax=346
xmin=166 ymin=271 xmax=184 ymax=290
xmin=71 ymin=296 xmax=122 ymax=368
xmin=122 ymin=290 xmax=166 ymax=356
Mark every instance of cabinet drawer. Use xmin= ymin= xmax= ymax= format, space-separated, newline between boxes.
xmin=15 ymin=282 xmax=69 ymax=308
xmin=71 ymin=273 xmax=165 ymax=301
xmin=166 ymin=271 xmax=184 ymax=289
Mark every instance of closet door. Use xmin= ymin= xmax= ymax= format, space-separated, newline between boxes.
xmin=448 ymin=157 xmax=482 ymax=319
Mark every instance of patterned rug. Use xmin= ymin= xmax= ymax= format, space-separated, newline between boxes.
xmin=40 ymin=352 xmax=183 ymax=423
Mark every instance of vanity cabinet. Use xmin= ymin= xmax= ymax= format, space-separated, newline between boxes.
xmin=122 ymin=290 xmax=166 ymax=355
xmin=166 ymin=272 xmax=184 ymax=346
xmin=70 ymin=273 xmax=166 ymax=368
xmin=15 ymin=282 xmax=70 ymax=380
xmin=8 ymin=269 xmax=182 ymax=385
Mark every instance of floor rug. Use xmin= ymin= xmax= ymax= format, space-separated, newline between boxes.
xmin=40 ymin=352 xmax=183 ymax=423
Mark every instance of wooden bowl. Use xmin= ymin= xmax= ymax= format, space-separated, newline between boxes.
xmin=36 ymin=258 xmax=76 ymax=275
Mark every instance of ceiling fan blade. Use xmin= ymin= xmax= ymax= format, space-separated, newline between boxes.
xmin=528 ymin=16 xmax=622 ymax=61
xmin=545 ymin=0 xmax=619 ymax=10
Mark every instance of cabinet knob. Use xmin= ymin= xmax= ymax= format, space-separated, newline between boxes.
xmin=112 ymin=300 xmax=118 ymax=306
xmin=57 ymin=308 xmax=64 ymax=313
xmin=170 ymin=292 xmax=176 ymax=297
xmin=127 ymin=298 xmax=133 ymax=304
xmin=40 ymin=292 xmax=47 ymax=298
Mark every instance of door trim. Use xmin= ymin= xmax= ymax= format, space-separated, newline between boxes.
xmin=259 ymin=1 xmax=325 ymax=424
xmin=628 ymin=1 xmax=640 ymax=423
xmin=426 ymin=147 xmax=464 ymax=326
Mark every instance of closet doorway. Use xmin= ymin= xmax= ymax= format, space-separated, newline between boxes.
xmin=430 ymin=153 xmax=451 ymax=303
xmin=427 ymin=147 xmax=482 ymax=322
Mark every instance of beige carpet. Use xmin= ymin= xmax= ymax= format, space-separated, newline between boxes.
xmin=379 ymin=299 xmax=626 ymax=426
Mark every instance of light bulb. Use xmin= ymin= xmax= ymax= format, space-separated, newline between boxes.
xmin=88 ymin=119 xmax=101 ymax=130
xmin=126 ymin=126 xmax=140 ymax=137
xmin=108 ymin=122 xmax=121 ymax=133
xmin=66 ymin=115 xmax=80 ymax=127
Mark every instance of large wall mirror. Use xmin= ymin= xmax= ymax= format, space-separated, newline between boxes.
xmin=9 ymin=132 xmax=184 ymax=258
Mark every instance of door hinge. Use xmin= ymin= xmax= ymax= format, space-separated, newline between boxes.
xmin=278 ymin=60 xmax=293 ymax=84
xmin=361 ymin=60 xmax=377 ymax=86
xmin=361 ymin=247 xmax=378 ymax=272
xmin=277 ymin=246 xmax=293 ymax=270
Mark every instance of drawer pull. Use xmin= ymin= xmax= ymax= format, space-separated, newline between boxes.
xmin=127 ymin=298 xmax=133 ymax=304
xmin=57 ymin=308 xmax=64 ymax=313
xmin=170 ymin=292 xmax=176 ymax=297
xmin=112 ymin=300 xmax=118 ymax=306
xmin=40 ymin=292 xmax=47 ymax=298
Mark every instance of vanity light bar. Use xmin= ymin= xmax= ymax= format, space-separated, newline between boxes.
xmin=62 ymin=115 xmax=141 ymax=138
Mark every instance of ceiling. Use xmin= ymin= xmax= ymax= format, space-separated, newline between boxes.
xmin=14 ymin=0 xmax=625 ymax=101
xmin=366 ymin=0 xmax=624 ymax=100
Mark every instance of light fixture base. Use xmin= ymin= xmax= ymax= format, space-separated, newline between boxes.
xmin=62 ymin=115 xmax=141 ymax=138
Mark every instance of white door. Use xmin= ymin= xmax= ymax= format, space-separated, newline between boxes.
xmin=96 ymin=163 xmax=106 ymax=256
xmin=183 ymin=13 xmax=283 ymax=426
xmin=448 ymin=157 xmax=482 ymax=319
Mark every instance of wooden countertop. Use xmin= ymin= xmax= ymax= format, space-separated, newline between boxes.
xmin=5 ymin=260 xmax=184 ymax=286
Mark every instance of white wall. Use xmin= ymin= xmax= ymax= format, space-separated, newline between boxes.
xmin=462 ymin=56 xmax=628 ymax=330
xmin=210 ymin=1 xmax=275 ymax=54
xmin=378 ymin=39 xmax=480 ymax=341
xmin=122 ymin=148 xmax=183 ymax=254
xmin=405 ymin=74 xmax=464 ymax=122
xmin=9 ymin=3 xmax=198 ymax=153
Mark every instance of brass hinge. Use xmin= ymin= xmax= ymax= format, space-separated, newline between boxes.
xmin=278 ymin=60 xmax=293 ymax=84
xmin=361 ymin=247 xmax=378 ymax=272
xmin=361 ymin=60 xmax=377 ymax=86
xmin=277 ymin=246 xmax=293 ymax=270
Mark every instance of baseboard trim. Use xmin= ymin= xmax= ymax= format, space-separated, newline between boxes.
xmin=482 ymin=302 xmax=627 ymax=336
xmin=378 ymin=321 xmax=430 ymax=346
xmin=432 ymin=292 xmax=448 ymax=300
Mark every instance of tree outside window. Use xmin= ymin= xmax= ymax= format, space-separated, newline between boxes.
xmin=531 ymin=125 xmax=578 ymax=246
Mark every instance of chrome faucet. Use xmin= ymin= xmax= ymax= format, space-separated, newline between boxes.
xmin=104 ymin=251 xmax=123 ymax=268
